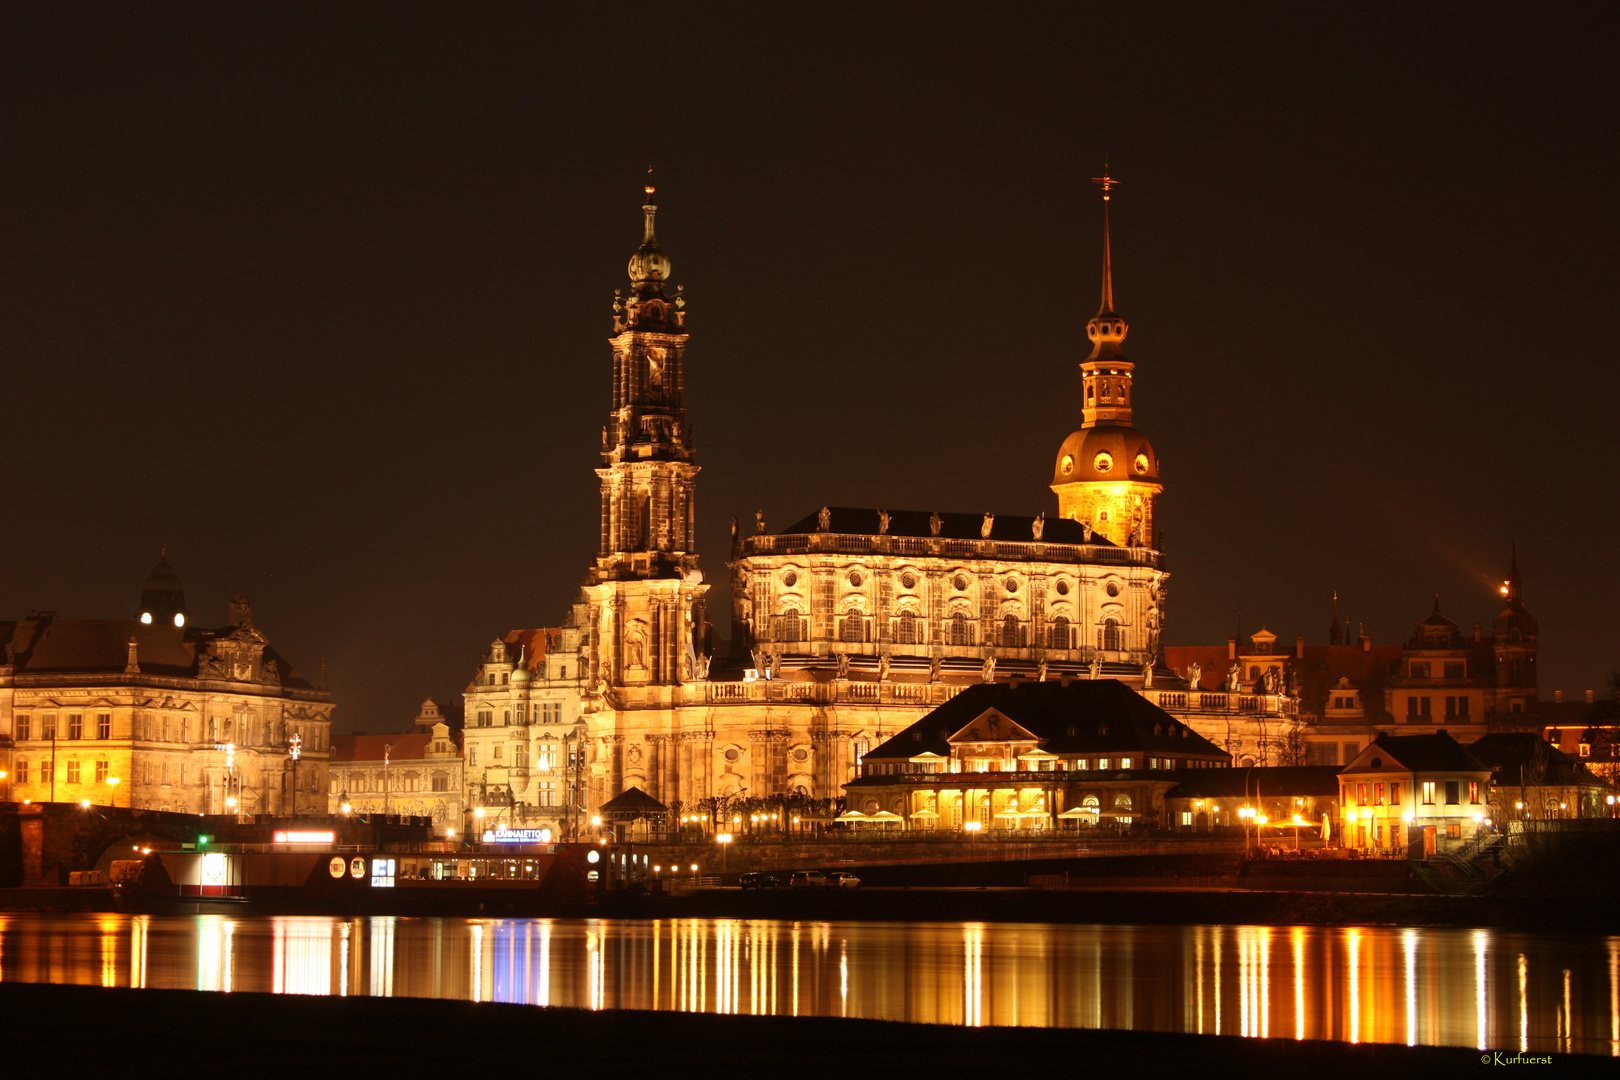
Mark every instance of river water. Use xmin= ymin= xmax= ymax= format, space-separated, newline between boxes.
xmin=1 ymin=913 xmax=1614 ymax=1055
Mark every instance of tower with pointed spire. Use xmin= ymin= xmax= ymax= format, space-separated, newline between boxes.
xmin=584 ymin=177 xmax=708 ymax=692
xmin=1050 ymin=173 xmax=1163 ymax=547
xmin=1491 ymin=538 xmax=1538 ymax=716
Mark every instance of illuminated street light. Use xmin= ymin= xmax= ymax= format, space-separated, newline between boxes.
xmin=106 ymin=776 xmax=120 ymax=809
xmin=716 ymin=831 xmax=733 ymax=874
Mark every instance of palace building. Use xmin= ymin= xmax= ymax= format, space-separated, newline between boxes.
xmin=0 ymin=555 xmax=333 ymax=814
xmin=463 ymin=176 xmax=1311 ymax=821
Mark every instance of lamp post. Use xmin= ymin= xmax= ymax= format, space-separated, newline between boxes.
xmin=287 ymin=732 xmax=303 ymax=819
xmin=1238 ymin=806 xmax=1254 ymax=853
xmin=717 ymin=832 xmax=733 ymax=874
xmin=106 ymin=776 xmax=120 ymax=809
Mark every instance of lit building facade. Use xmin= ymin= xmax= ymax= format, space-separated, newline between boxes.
xmin=328 ymin=700 xmax=463 ymax=832
xmin=468 ymin=178 xmax=1310 ymax=813
xmin=0 ymin=557 xmax=333 ymax=814
xmin=1338 ymin=732 xmax=1492 ymax=856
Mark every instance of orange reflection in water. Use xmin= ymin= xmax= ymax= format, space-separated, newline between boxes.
xmin=0 ymin=914 xmax=1614 ymax=1055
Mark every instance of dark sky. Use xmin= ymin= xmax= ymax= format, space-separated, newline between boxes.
xmin=5 ymin=3 xmax=1617 ymax=733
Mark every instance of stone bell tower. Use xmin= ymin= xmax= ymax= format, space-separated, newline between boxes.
xmin=584 ymin=177 xmax=708 ymax=692
xmin=1050 ymin=174 xmax=1164 ymax=548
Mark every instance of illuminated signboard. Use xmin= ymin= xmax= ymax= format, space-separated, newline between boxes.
xmin=272 ymin=830 xmax=336 ymax=844
xmin=481 ymin=828 xmax=552 ymax=844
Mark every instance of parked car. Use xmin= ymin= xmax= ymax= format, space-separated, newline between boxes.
xmin=738 ymin=872 xmax=779 ymax=891
xmin=788 ymin=870 xmax=827 ymax=889
xmin=824 ymin=871 xmax=861 ymax=890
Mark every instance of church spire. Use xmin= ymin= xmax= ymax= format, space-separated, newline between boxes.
xmin=1095 ymin=170 xmax=1118 ymax=317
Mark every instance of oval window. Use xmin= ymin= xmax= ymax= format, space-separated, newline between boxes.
xmin=1094 ymin=451 xmax=1113 ymax=473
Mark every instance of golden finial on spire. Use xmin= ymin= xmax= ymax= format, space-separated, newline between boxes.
xmin=644 ymin=165 xmax=655 ymax=200
xmin=1090 ymin=169 xmax=1119 ymax=202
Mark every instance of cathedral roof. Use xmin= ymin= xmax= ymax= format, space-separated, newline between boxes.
xmin=772 ymin=507 xmax=1119 ymax=545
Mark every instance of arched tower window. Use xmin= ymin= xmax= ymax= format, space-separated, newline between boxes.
xmin=895 ymin=610 xmax=918 ymax=645
xmin=1101 ymin=619 xmax=1122 ymax=652
xmin=839 ymin=609 xmax=866 ymax=643
xmin=1000 ymin=615 xmax=1023 ymax=649
xmin=1049 ymin=615 xmax=1071 ymax=650
xmin=948 ymin=612 xmax=973 ymax=646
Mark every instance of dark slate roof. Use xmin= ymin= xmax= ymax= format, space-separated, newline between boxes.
xmin=865 ymin=680 xmax=1228 ymax=761
xmin=1468 ymin=733 xmax=1602 ymax=787
xmin=775 ymin=507 xmax=1118 ymax=547
xmin=600 ymin=785 xmax=668 ymax=816
xmin=1166 ymin=766 xmax=1343 ymax=800
xmin=0 ymin=617 xmax=319 ymax=690
xmin=1350 ymin=731 xmax=1488 ymax=773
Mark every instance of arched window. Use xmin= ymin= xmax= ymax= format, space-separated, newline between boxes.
xmin=894 ymin=610 xmax=919 ymax=645
xmin=839 ymin=610 xmax=866 ymax=643
xmin=949 ymin=612 xmax=973 ymax=646
xmin=1101 ymin=618 xmax=1122 ymax=651
xmin=775 ymin=611 xmax=806 ymax=642
xmin=1001 ymin=614 xmax=1024 ymax=648
xmin=1113 ymin=793 xmax=1133 ymax=810
xmin=1049 ymin=615 xmax=1071 ymax=650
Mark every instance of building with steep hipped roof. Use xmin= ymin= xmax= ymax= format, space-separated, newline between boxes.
xmin=845 ymin=680 xmax=1229 ymax=831
xmin=1 ymin=555 xmax=332 ymax=815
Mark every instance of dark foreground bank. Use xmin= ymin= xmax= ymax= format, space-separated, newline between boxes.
xmin=1 ymin=983 xmax=1610 ymax=1079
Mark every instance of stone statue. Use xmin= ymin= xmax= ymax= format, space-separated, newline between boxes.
xmin=835 ymin=652 xmax=850 ymax=679
xmin=1089 ymin=656 xmax=1102 ymax=680
xmin=980 ymin=513 xmax=994 ymax=539
xmin=981 ymin=655 xmax=996 ymax=683
xmin=1262 ymin=667 xmax=1279 ymax=693
xmin=1031 ymin=512 xmax=1045 ymax=541
xmin=929 ymin=655 xmax=941 ymax=682
xmin=729 ymin=516 xmax=738 ymax=542
xmin=1187 ymin=661 xmax=1202 ymax=689
xmin=768 ymin=652 xmax=781 ymax=680
xmin=818 ymin=506 xmax=831 ymax=531
xmin=627 ymin=631 xmax=646 ymax=669
xmin=1226 ymin=661 xmax=1242 ymax=692
xmin=878 ymin=510 xmax=890 ymax=535
xmin=878 ymin=654 xmax=890 ymax=681
xmin=929 ymin=511 xmax=942 ymax=537
xmin=1285 ymin=668 xmax=1299 ymax=696
xmin=750 ymin=647 xmax=766 ymax=675
xmin=695 ymin=652 xmax=712 ymax=680
xmin=1141 ymin=661 xmax=1154 ymax=689
xmin=755 ymin=510 xmax=766 ymax=534
xmin=1037 ymin=658 xmax=1048 ymax=682
xmin=1082 ymin=521 xmax=1094 ymax=543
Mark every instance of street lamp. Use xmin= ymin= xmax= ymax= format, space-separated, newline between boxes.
xmin=716 ymin=832 xmax=733 ymax=874
xmin=287 ymin=732 xmax=303 ymax=819
xmin=1237 ymin=806 xmax=1254 ymax=852
xmin=106 ymin=776 xmax=120 ymax=809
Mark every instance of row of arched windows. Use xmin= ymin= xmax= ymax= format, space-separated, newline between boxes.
xmin=769 ymin=610 xmax=1122 ymax=651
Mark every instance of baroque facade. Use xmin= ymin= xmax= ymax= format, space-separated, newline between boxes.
xmin=328 ymin=700 xmax=464 ymax=831
xmin=471 ymin=178 xmax=1311 ymax=818
xmin=0 ymin=556 xmax=333 ymax=814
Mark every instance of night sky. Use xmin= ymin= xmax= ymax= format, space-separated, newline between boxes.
xmin=5 ymin=3 xmax=1617 ymax=733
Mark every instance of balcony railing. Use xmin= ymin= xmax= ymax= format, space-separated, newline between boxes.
xmin=704 ymin=680 xmax=962 ymax=707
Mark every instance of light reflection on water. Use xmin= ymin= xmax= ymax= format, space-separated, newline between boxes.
xmin=0 ymin=913 xmax=1614 ymax=1055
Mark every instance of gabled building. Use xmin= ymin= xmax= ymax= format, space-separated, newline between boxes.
xmin=328 ymin=700 xmax=463 ymax=834
xmin=847 ymin=680 xmax=1229 ymax=831
xmin=462 ymin=627 xmax=587 ymax=834
xmin=1338 ymin=732 xmax=1491 ymax=856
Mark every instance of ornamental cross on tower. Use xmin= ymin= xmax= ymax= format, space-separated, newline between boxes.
xmin=1091 ymin=170 xmax=1119 ymax=201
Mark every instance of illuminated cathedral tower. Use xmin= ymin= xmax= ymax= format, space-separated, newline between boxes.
xmin=1050 ymin=175 xmax=1163 ymax=547
xmin=584 ymin=178 xmax=708 ymax=690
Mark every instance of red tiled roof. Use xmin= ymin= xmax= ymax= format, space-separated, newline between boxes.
xmin=330 ymin=732 xmax=442 ymax=764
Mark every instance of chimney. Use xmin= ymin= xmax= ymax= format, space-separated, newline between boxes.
xmin=1295 ymin=635 xmax=1305 ymax=659
xmin=1554 ymin=690 xmax=1563 ymax=703
xmin=1473 ymin=623 xmax=1481 ymax=642
xmin=1227 ymin=637 xmax=1238 ymax=660
xmin=1587 ymin=689 xmax=1595 ymax=704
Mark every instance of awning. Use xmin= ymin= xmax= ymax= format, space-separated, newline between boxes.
xmin=908 ymin=809 xmax=941 ymax=819
xmin=869 ymin=810 xmax=904 ymax=822
xmin=1058 ymin=807 xmax=1098 ymax=818
xmin=835 ymin=811 xmax=867 ymax=822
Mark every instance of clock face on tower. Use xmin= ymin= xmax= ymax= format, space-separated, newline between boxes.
xmin=1093 ymin=451 xmax=1113 ymax=473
